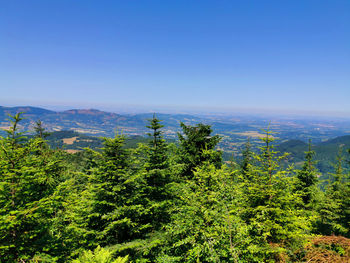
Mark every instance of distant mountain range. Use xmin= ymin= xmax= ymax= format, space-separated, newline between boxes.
xmin=0 ymin=106 xmax=202 ymax=137
xmin=1 ymin=105 xmax=350 ymax=166
xmin=1 ymin=105 xmax=349 ymax=174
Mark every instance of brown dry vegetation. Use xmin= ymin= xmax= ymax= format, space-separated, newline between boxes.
xmin=303 ymin=236 xmax=350 ymax=263
xmin=271 ymin=236 xmax=350 ymax=263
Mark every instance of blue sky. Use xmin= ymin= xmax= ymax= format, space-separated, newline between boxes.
xmin=1 ymin=0 xmax=349 ymax=115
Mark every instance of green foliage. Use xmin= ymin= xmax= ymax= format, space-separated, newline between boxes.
xmin=1 ymin=112 xmax=349 ymax=262
xmin=72 ymin=246 xmax=129 ymax=263
xmin=316 ymin=147 xmax=350 ymax=237
xmin=241 ymin=138 xmax=254 ymax=178
xmin=178 ymin=122 xmax=222 ymax=178
xmin=143 ymin=115 xmax=172 ymax=229
xmin=29 ymin=253 xmax=58 ymax=262
xmin=0 ymin=113 xmax=64 ymax=261
xmin=238 ymin=129 xmax=311 ymax=262
xmin=34 ymin=119 xmax=51 ymax=139
xmin=276 ymin=136 xmax=350 ymax=174
xmin=160 ymin=163 xmax=244 ymax=262
xmin=87 ymin=134 xmax=142 ymax=245
xmin=146 ymin=114 xmax=168 ymax=171
xmin=295 ymin=140 xmax=319 ymax=207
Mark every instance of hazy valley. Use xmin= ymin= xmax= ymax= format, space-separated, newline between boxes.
xmin=1 ymin=105 xmax=350 ymax=173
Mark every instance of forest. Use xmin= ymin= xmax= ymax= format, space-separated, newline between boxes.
xmin=1 ymin=113 xmax=350 ymax=263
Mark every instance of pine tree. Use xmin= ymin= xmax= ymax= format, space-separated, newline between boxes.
xmin=144 ymin=114 xmax=169 ymax=202
xmin=0 ymin=113 xmax=63 ymax=261
xmin=34 ymin=119 xmax=50 ymax=139
xmin=316 ymin=146 xmax=350 ymax=237
xmin=241 ymin=138 xmax=253 ymax=179
xmin=86 ymin=134 xmax=150 ymax=252
xmin=89 ymin=135 xmax=130 ymax=243
xmin=161 ymin=163 xmax=244 ymax=262
xmin=238 ymin=129 xmax=310 ymax=262
xmin=110 ymin=116 xmax=173 ymax=262
xmin=146 ymin=114 xmax=168 ymax=171
xmin=144 ymin=114 xmax=170 ymax=226
xmin=178 ymin=122 xmax=222 ymax=178
xmin=295 ymin=139 xmax=318 ymax=207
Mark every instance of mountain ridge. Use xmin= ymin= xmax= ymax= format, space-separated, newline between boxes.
xmin=1 ymin=105 xmax=350 ymax=158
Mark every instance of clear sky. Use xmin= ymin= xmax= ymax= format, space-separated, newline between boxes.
xmin=1 ymin=0 xmax=349 ymax=115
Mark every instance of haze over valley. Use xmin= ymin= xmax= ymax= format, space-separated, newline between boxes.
xmin=2 ymin=105 xmax=350 ymax=174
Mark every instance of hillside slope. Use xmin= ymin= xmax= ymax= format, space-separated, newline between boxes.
xmin=277 ymin=136 xmax=350 ymax=173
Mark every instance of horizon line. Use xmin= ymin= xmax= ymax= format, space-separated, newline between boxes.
xmin=1 ymin=102 xmax=350 ymax=119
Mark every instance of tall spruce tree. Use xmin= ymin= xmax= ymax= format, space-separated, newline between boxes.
xmin=241 ymin=138 xmax=253 ymax=179
xmin=144 ymin=115 xmax=170 ymax=223
xmin=120 ymin=115 xmax=174 ymax=261
xmin=146 ymin=114 xmax=168 ymax=171
xmin=178 ymin=122 xmax=222 ymax=178
xmin=0 ymin=113 xmax=63 ymax=261
xmin=316 ymin=146 xmax=350 ymax=237
xmin=238 ymin=129 xmax=310 ymax=262
xmin=295 ymin=139 xmax=318 ymax=207
xmin=84 ymin=133 xmax=153 ymax=259
xmin=160 ymin=163 xmax=244 ymax=263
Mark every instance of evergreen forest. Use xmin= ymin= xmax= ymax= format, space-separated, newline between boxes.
xmin=1 ymin=113 xmax=350 ymax=263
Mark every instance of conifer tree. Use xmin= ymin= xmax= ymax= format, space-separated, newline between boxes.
xmin=144 ymin=114 xmax=170 ymax=225
xmin=316 ymin=146 xmax=350 ymax=237
xmin=295 ymin=139 xmax=318 ymax=207
xmin=161 ymin=163 xmax=243 ymax=262
xmin=88 ymin=135 xmax=132 ymax=244
xmin=0 ymin=113 xmax=63 ymax=261
xmin=241 ymin=138 xmax=253 ymax=178
xmin=85 ymin=133 xmax=151 ymax=256
xmin=114 ymin=115 xmax=174 ymax=261
xmin=34 ymin=119 xmax=50 ymax=139
xmin=146 ymin=114 xmax=168 ymax=171
xmin=238 ymin=129 xmax=310 ymax=261
xmin=178 ymin=122 xmax=222 ymax=178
